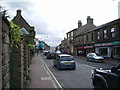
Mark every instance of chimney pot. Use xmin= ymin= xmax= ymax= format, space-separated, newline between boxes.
xmin=87 ymin=16 xmax=93 ymax=24
xmin=78 ymin=20 xmax=82 ymax=28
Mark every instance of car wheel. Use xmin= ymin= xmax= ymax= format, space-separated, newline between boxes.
xmin=87 ymin=58 xmax=89 ymax=61
xmin=72 ymin=67 xmax=76 ymax=70
xmin=93 ymin=59 xmax=96 ymax=62
xmin=94 ymin=82 xmax=105 ymax=90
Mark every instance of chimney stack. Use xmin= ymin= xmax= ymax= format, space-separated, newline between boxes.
xmin=87 ymin=16 xmax=93 ymax=24
xmin=17 ymin=9 xmax=21 ymax=15
xmin=78 ymin=20 xmax=82 ymax=28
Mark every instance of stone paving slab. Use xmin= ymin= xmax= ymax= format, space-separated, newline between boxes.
xmin=25 ymin=54 xmax=56 ymax=88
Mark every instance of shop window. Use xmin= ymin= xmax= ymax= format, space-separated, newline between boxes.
xmin=99 ymin=48 xmax=107 ymax=56
xmin=71 ymin=32 xmax=73 ymax=37
xmin=111 ymin=27 xmax=115 ymax=38
xmin=104 ymin=30 xmax=107 ymax=39
xmin=114 ymin=47 xmax=120 ymax=58
xmin=97 ymin=31 xmax=100 ymax=40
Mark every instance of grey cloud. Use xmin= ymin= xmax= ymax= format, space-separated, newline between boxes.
xmin=30 ymin=17 xmax=51 ymax=35
xmin=44 ymin=34 xmax=62 ymax=46
xmin=4 ymin=2 xmax=34 ymax=13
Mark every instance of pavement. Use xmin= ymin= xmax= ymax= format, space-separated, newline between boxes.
xmin=25 ymin=54 xmax=62 ymax=89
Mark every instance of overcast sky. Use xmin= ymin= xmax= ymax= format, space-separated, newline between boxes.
xmin=1 ymin=0 xmax=120 ymax=47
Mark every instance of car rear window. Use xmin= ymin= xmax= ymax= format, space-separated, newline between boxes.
xmin=61 ymin=56 xmax=74 ymax=61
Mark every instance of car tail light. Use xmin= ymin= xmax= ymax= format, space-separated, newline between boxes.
xmin=74 ymin=61 xmax=76 ymax=64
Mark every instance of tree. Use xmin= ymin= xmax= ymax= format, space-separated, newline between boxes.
xmin=0 ymin=6 xmax=9 ymax=18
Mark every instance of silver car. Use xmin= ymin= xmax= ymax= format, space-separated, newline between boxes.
xmin=86 ymin=53 xmax=104 ymax=63
xmin=53 ymin=54 xmax=76 ymax=70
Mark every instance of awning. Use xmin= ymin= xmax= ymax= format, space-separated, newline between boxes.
xmin=95 ymin=41 xmax=120 ymax=47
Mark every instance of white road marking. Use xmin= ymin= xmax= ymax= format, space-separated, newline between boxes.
xmin=41 ymin=77 xmax=51 ymax=80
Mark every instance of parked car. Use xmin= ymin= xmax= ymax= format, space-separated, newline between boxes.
xmin=55 ymin=50 xmax=61 ymax=55
xmin=46 ymin=51 xmax=55 ymax=59
xmin=53 ymin=54 xmax=76 ymax=70
xmin=54 ymin=50 xmax=62 ymax=58
xmin=86 ymin=53 xmax=104 ymax=63
xmin=43 ymin=50 xmax=49 ymax=56
xmin=91 ymin=63 xmax=120 ymax=89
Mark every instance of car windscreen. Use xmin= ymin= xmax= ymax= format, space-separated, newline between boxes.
xmin=61 ymin=56 xmax=74 ymax=61
xmin=91 ymin=53 xmax=97 ymax=56
xmin=49 ymin=51 xmax=55 ymax=54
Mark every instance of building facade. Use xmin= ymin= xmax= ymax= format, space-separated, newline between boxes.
xmin=12 ymin=9 xmax=35 ymax=45
xmin=59 ymin=38 xmax=69 ymax=54
xmin=94 ymin=18 xmax=120 ymax=60
xmin=73 ymin=16 xmax=96 ymax=56
xmin=66 ymin=28 xmax=77 ymax=55
xmin=60 ymin=16 xmax=120 ymax=61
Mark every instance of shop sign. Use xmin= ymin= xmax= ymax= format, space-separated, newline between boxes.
xmin=76 ymin=47 xmax=84 ymax=49
xmin=95 ymin=41 xmax=120 ymax=47
xmin=84 ymin=46 xmax=94 ymax=49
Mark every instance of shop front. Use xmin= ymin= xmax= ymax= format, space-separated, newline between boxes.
xmin=113 ymin=46 xmax=120 ymax=60
xmin=75 ymin=44 xmax=95 ymax=56
xmin=84 ymin=44 xmax=95 ymax=54
xmin=76 ymin=47 xmax=86 ymax=56
xmin=95 ymin=41 xmax=120 ymax=60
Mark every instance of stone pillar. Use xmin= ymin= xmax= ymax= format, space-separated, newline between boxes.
xmin=108 ymin=47 xmax=113 ymax=58
xmin=23 ymin=42 xmax=29 ymax=85
xmin=95 ymin=47 xmax=99 ymax=55
xmin=23 ymin=42 xmax=29 ymax=70
xmin=12 ymin=43 xmax=24 ymax=88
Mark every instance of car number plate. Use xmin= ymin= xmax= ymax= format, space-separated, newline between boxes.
xmin=65 ymin=62 xmax=71 ymax=64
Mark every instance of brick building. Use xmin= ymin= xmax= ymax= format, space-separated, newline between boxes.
xmin=9 ymin=9 xmax=36 ymax=88
xmin=94 ymin=18 xmax=120 ymax=60
xmin=61 ymin=17 xmax=120 ymax=60
xmin=73 ymin=16 xmax=96 ymax=56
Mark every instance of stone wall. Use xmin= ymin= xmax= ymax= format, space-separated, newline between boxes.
xmin=2 ymin=15 xmax=10 ymax=89
xmin=11 ymin=43 xmax=24 ymax=88
xmin=0 ymin=13 xmax=2 ymax=90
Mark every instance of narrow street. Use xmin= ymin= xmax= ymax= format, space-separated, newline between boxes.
xmin=41 ymin=54 xmax=118 ymax=88
xmin=1 ymin=1 xmax=120 ymax=89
